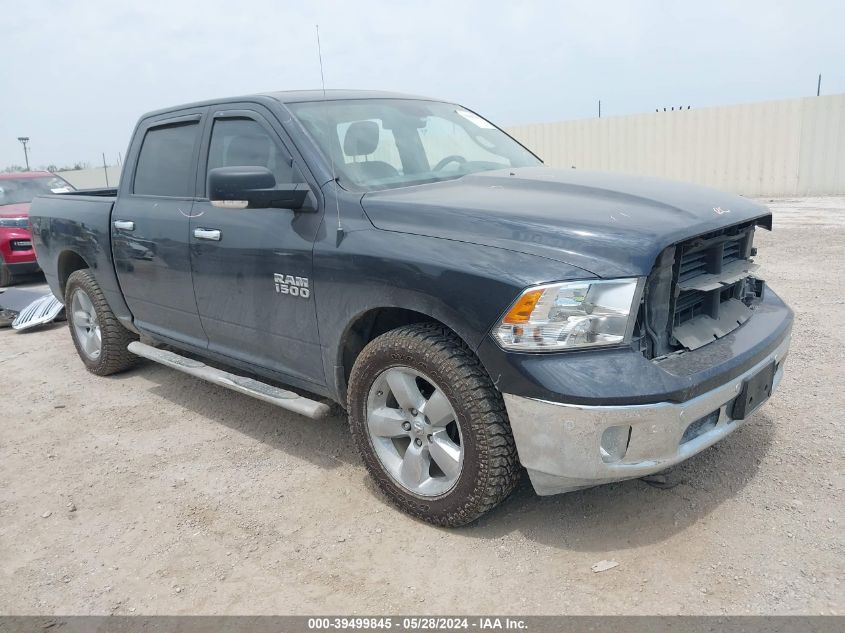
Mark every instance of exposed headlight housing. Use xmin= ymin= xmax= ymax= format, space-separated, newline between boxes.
xmin=494 ymin=278 xmax=643 ymax=351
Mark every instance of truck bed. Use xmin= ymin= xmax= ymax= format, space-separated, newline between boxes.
xmin=64 ymin=188 xmax=119 ymax=198
xmin=28 ymin=193 xmax=134 ymax=330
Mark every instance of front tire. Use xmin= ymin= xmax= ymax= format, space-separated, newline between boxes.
xmin=348 ymin=323 xmax=520 ymax=527
xmin=65 ymin=269 xmax=138 ymax=376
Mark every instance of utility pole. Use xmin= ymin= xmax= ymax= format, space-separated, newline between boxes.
xmin=817 ymin=74 xmax=822 ymax=96
xmin=598 ymin=100 xmax=601 ymax=118
xmin=102 ymin=152 xmax=110 ymax=188
xmin=17 ymin=137 xmax=30 ymax=171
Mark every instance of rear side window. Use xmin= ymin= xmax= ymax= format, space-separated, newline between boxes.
xmin=133 ymin=122 xmax=199 ymax=197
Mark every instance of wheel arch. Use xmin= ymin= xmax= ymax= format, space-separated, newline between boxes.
xmin=337 ymin=306 xmax=470 ymax=403
xmin=57 ymin=250 xmax=92 ymax=297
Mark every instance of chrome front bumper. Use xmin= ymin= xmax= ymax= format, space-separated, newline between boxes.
xmin=503 ymin=334 xmax=791 ymax=496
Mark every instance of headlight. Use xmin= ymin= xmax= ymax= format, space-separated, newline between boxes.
xmin=0 ymin=217 xmax=29 ymax=229
xmin=494 ymin=278 xmax=642 ymax=351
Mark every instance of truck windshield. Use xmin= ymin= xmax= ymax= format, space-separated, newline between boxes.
xmin=288 ymin=99 xmax=541 ymax=191
xmin=0 ymin=175 xmax=74 ymax=206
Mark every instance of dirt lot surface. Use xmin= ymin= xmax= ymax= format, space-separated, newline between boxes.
xmin=1 ymin=198 xmax=842 ymax=615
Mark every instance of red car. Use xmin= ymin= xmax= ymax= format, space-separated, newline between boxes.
xmin=0 ymin=171 xmax=75 ymax=286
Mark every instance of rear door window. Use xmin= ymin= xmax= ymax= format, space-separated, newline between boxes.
xmin=134 ymin=122 xmax=199 ymax=197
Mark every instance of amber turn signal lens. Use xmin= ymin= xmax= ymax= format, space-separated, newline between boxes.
xmin=502 ymin=289 xmax=544 ymax=324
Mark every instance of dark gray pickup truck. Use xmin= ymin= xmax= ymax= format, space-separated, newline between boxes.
xmin=29 ymin=90 xmax=793 ymax=526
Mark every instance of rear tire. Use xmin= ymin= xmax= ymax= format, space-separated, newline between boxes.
xmin=347 ymin=323 xmax=520 ymax=527
xmin=0 ymin=255 xmax=13 ymax=287
xmin=65 ymin=269 xmax=138 ymax=376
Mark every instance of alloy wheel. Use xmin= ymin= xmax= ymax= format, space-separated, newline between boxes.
xmin=365 ymin=366 xmax=463 ymax=497
xmin=71 ymin=288 xmax=102 ymax=360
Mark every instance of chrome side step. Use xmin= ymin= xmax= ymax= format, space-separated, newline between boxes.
xmin=127 ymin=341 xmax=331 ymax=419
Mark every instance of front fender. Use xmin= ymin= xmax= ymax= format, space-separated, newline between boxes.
xmin=313 ymin=226 xmax=594 ymax=401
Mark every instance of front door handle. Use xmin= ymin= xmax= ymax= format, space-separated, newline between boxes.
xmin=113 ymin=220 xmax=135 ymax=231
xmin=193 ymin=228 xmax=222 ymax=241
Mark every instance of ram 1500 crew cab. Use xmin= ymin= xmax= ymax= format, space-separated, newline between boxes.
xmin=29 ymin=91 xmax=793 ymax=526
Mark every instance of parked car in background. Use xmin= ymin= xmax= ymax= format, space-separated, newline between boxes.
xmin=0 ymin=171 xmax=75 ymax=286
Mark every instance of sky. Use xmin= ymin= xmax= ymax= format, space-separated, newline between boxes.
xmin=1 ymin=0 xmax=843 ymax=169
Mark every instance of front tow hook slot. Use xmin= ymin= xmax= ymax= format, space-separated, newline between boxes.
xmin=600 ymin=425 xmax=632 ymax=463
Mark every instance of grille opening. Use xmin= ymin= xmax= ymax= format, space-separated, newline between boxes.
xmin=722 ymin=238 xmax=743 ymax=265
xmin=678 ymin=252 xmax=708 ymax=282
xmin=677 ymin=232 xmax=750 ymax=280
xmin=640 ymin=218 xmax=767 ymax=358
xmin=673 ymin=290 xmax=706 ymax=327
xmin=673 ymin=279 xmax=752 ymax=329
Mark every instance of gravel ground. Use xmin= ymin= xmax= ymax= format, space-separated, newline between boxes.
xmin=0 ymin=197 xmax=842 ymax=615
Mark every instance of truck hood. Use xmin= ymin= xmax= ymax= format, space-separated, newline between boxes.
xmin=0 ymin=202 xmax=31 ymax=218
xmin=360 ymin=167 xmax=771 ymax=278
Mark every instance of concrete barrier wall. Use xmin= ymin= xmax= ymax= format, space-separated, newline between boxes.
xmin=53 ymin=94 xmax=845 ymax=197
xmin=57 ymin=166 xmax=122 ymax=190
xmin=506 ymin=94 xmax=845 ymax=197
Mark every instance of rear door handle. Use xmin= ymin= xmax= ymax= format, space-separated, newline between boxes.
xmin=193 ymin=228 xmax=222 ymax=241
xmin=113 ymin=220 xmax=135 ymax=231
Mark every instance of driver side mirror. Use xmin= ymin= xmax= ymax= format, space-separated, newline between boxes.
xmin=208 ymin=166 xmax=312 ymax=210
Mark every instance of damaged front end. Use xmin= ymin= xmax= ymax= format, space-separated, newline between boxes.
xmin=636 ymin=216 xmax=771 ymax=359
xmin=489 ymin=210 xmax=792 ymax=496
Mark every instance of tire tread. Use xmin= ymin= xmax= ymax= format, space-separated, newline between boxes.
xmin=65 ymin=269 xmax=138 ymax=376
xmin=348 ymin=322 xmax=520 ymax=527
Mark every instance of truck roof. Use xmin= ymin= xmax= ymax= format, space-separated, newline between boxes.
xmin=138 ymin=89 xmax=441 ymax=120
xmin=264 ymin=89 xmax=433 ymax=103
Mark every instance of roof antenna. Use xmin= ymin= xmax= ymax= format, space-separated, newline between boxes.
xmin=316 ymin=25 xmax=344 ymax=246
